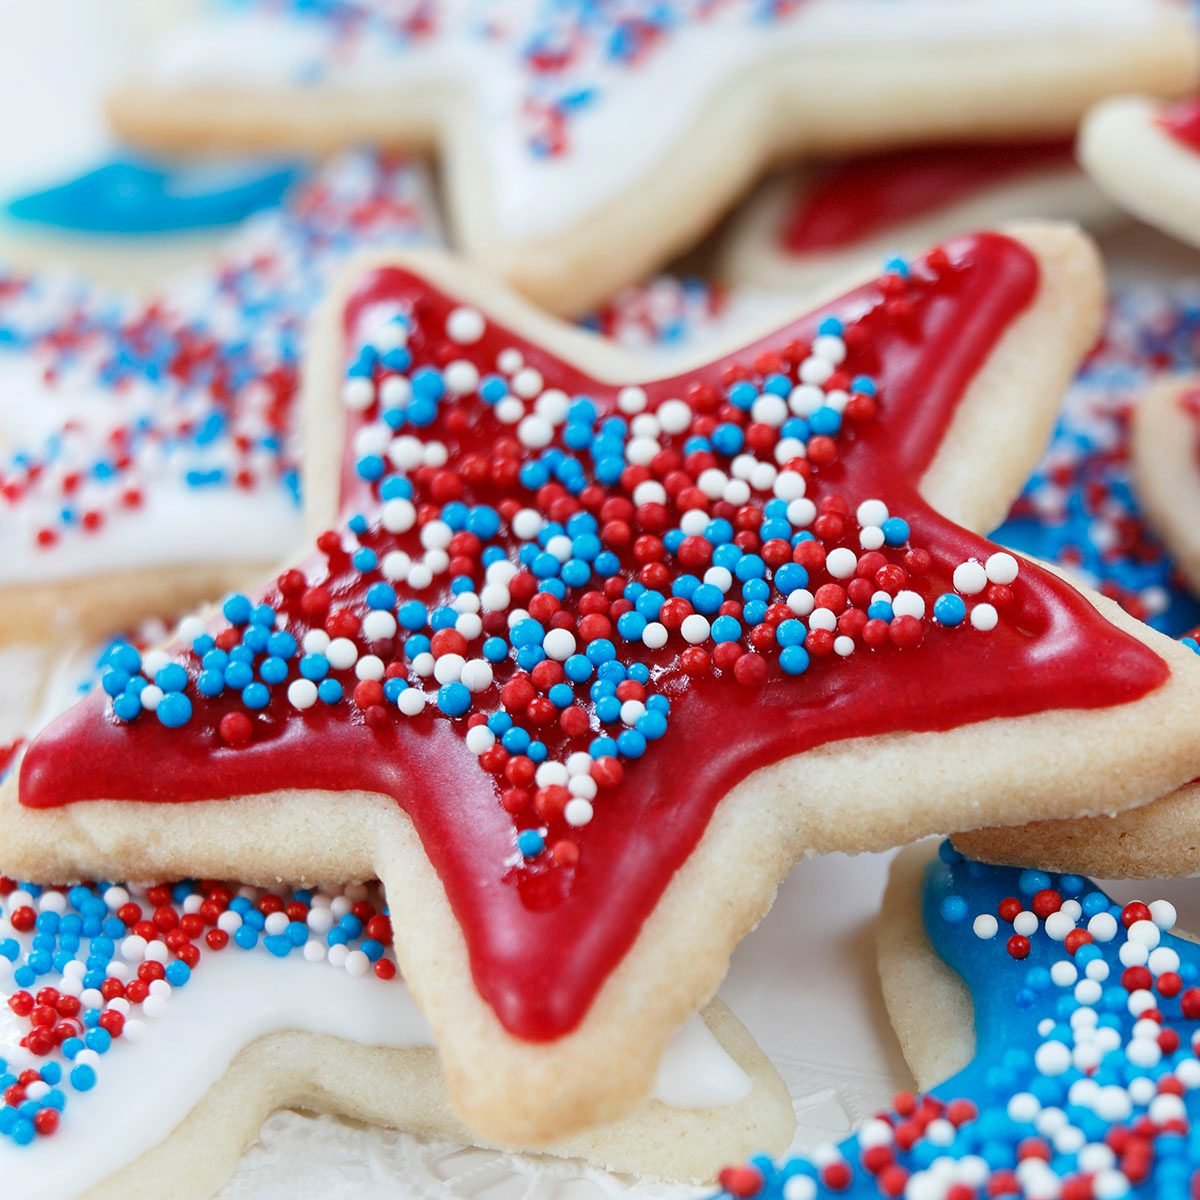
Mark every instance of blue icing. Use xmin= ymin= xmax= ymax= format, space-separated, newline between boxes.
xmin=7 ymin=157 xmax=303 ymax=235
xmin=717 ymin=844 xmax=1200 ymax=1199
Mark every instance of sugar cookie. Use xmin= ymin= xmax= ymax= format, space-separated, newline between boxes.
xmin=7 ymin=229 xmax=1200 ymax=1150
xmin=0 ymin=151 xmax=439 ymax=655
xmin=710 ymin=840 xmax=1200 ymax=1200
xmin=720 ymin=142 xmax=1123 ymax=294
xmin=0 ymin=872 xmax=791 ymax=1197
xmin=1081 ymin=92 xmax=1200 ymax=249
xmin=107 ymin=0 xmax=1198 ymax=314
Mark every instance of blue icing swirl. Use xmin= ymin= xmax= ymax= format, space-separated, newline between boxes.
xmin=7 ymin=157 xmax=302 ymax=235
xmin=716 ymin=843 xmax=1200 ymax=1200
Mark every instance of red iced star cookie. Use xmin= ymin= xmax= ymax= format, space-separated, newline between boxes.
xmin=4 ymin=226 xmax=1200 ymax=1147
xmin=1080 ymin=93 xmax=1200 ymax=248
xmin=719 ymin=141 xmax=1122 ymax=293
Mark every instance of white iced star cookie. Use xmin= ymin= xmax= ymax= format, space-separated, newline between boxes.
xmin=106 ymin=0 xmax=1197 ymax=315
xmin=0 ymin=151 xmax=440 ymax=657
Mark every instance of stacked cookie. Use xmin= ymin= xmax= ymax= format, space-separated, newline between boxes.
xmin=5 ymin=3 xmax=1200 ymax=1198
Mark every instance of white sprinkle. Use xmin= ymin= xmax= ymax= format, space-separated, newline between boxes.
xmin=362 ymin=610 xmax=398 ymax=641
xmin=856 ymin=499 xmax=889 ymax=528
xmin=447 ymin=306 xmax=484 ymax=344
xmin=342 ymin=377 xmax=375 ymax=411
xmin=892 ymin=590 xmax=925 ymax=620
xmin=953 ymin=560 xmax=988 ymax=595
xmin=327 ymin=638 xmax=358 ymax=670
xmin=825 ymin=547 xmax=857 ymax=579
xmin=444 ymin=360 xmax=479 ymax=395
xmin=460 ymin=660 xmax=494 ymax=693
xmin=543 ymin=628 xmax=576 ymax=661
xmin=970 ymin=604 xmax=998 ymax=632
xmin=1034 ymin=1041 xmax=1071 ymax=1076
xmin=787 ymin=588 xmax=815 ymax=617
xmin=466 ymin=725 xmax=495 ymax=755
xmin=809 ymin=608 xmax=837 ymax=632
xmin=1013 ymin=910 xmax=1038 ymax=936
xmin=288 ymin=679 xmax=318 ymax=710
xmin=642 ymin=622 xmax=668 ymax=650
xmin=344 ymin=950 xmax=370 ymax=977
xmin=656 ymin=399 xmax=692 ymax=434
xmin=379 ymin=375 xmax=411 ymax=407
xmin=433 ymin=654 xmax=464 ymax=684
xmin=497 ymin=347 xmax=524 ymax=375
xmin=512 ymin=367 xmax=544 ymax=399
xmin=985 ymin=551 xmax=1019 ymax=585
xmin=382 ymin=498 xmax=416 ymax=533
xmin=618 ymin=385 xmax=647 ymax=414
xmin=773 ymin=471 xmax=806 ymax=502
xmin=512 ymin=509 xmax=543 ymax=541
xmin=518 ymin=414 xmax=554 ymax=449
xmin=564 ymin=798 xmax=594 ymax=828
xmin=1127 ymin=919 xmax=1161 ymax=948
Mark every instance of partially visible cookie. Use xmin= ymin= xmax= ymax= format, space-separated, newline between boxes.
xmin=1080 ymin=93 xmax=1200 ymax=249
xmin=107 ymin=0 xmax=1198 ymax=314
xmin=0 ymin=874 xmax=793 ymax=1195
xmin=719 ymin=143 xmax=1123 ymax=294
xmin=953 ymin=375 xmax=1200 ymax=878
xmin=1129 ymin=372 xmax=1200 ymax=596
xmin=992 ymin=283 xmax=1200 ymax=634
xmin=0 ymin=151 xmax=439 ymax=656
xmin=0 ymin=156 xmax=304 ymax=291
xmin=712 ymin=841 xmax=1200 ymax=1199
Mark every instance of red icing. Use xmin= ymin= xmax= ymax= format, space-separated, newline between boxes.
xmin=1159 ymin=98 xmax=1200 ymax=153
xmin=781 ymin=141 xmax=1076 ymax=254
xmin=0 ymin=740 xmax=21 ymax=780
xmin=20 ymin=234 xmax=1167 ymax=1042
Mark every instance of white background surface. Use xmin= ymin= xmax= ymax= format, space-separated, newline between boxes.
xmin=3 ymin=3 xmax=1200 ymax=1196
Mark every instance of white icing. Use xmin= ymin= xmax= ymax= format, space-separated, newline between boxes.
xmin=0 ymin=151 xmax=440 ymax=588
xmin=0 ymin=951 xmax=433 ymax=1200
xmin=0 ymin=937 xmax=747 ymax=1200
xmin=145 ymin=0 xmax=1164 ymax=239
xmin=0 ymin=480 xmax=301 ymax=586
xmin=0 ymin=645 xmax=51 ymax=750
xmin=653 ymin=1014 xmax=752 ymax=1109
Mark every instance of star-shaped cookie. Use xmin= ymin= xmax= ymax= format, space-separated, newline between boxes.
xmin=0 ymin=872 xmax=791 ymax=1194
xmin=5 ymin=226 xmax=1200 ymax=1149
xmin=106 ymin=0 xmax=1197 ymax=314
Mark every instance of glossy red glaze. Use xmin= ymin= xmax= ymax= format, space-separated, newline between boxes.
xmin=1159 ymin=98 xmax=1200 ymax=153
xmin=781 ymin=142 xmax=1076 ymax=254
xmin=21 ymin=234 xmax=1167 ymax=1041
